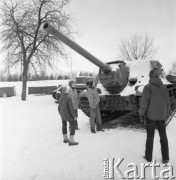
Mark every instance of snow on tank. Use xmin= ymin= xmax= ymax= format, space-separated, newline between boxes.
xmin=119 ymin=59 xmax=170 ymax=96
xmin=96 ymin=59 xmax=171 ymax=96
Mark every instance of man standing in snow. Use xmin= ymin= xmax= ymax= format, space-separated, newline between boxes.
xmin=139 ymin=68 xmax=170 ymax=164
xmin=67 ymin=80 xmax=80 ymax=130
xmin=58 ymin=86 xmax=79 ymax=146
xmin=86 ymin=81 xmax=104 ymax=133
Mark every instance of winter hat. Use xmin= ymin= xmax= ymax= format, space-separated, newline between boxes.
xmin=59 ymin=86 xmax=67 ymax=93
xmin=149 ymin=68 xmax=161 ymax=78
xmin=68 ymin=80 xmax=75 ymax=87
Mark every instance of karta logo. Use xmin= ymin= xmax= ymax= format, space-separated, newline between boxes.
xmin=103 ymin=157 xmax=175 ymax=179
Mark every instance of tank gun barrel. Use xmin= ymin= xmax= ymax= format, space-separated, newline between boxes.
xmin=43 ymin=23 xmax=111 ymax=73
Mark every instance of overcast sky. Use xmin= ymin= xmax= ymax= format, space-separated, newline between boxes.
xmin=0 ymin=0 xmax=175 ymax=75
xmin=57 ymin=0 xmax=176 ymax=74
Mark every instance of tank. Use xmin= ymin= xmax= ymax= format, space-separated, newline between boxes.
xmin=52 ymin=76 xmax=94 ymax=101
xmin=43 ymin=23 xmax=176 ymax=125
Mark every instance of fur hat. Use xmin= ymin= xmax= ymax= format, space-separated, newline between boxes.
xmin=59 ymin=86 xmax=67 ymax=93
xmin=149 ymin=68 xmax=161 ymax=78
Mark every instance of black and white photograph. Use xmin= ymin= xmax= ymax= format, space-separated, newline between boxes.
xmin=0 ymin=0 xmax=176 ymax=179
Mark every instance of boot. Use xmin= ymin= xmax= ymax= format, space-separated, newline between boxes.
xmin=75 ymin=127 xmax=80 ymax=130
xmin=91 ymin=127 xmax=96 ymax=133
xmin=63 ymin=134 xmax=69 ymax=143
xmin=96 ymin=128 xmax=105 ymax=132
xmin=96 ymin=124 xmax=104 ymax=132
xmin=69 ymin=135 xmax=79 ymax=146
xmin=162 ymin=160 xmax=169 ymax=164
xmin=143 ymin=156 xmax=152 ymax=162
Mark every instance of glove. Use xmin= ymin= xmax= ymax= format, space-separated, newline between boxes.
xmin=140 ymin=115 xmax=145 ymax=123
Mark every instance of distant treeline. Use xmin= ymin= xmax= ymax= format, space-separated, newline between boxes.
xmin=0 ymin=71 xmax=95 ymax=82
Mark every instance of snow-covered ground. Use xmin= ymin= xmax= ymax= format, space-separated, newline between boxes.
xmin=0 ymin=81 xmax=176 ymax=180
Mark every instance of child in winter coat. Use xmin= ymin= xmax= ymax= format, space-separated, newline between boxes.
xmin=58 ymin=86 xmax=79 ymax=146
xmin=86 ymin=81 xmax=104 ymax=133
xmin=67 ymin=80 xmax=80 ymax=130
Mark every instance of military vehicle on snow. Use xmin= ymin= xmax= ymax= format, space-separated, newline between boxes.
xmin=43 ymin=23 xmax=176 ymax=125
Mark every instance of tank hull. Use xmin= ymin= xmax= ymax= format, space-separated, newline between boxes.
xmin=79 ymin=84 xmax=176 ymax=125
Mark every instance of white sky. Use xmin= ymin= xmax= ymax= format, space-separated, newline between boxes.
xmin=59 ymin=0 xmax=176 ymax=74
xmin=0 ymin=0 xmax=176 ymax=75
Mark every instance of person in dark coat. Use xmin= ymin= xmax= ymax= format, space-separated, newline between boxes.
xmin=139 ymin=68 xmax=170 ymax=164
xmin=58 ymin=86 xmax=79 ymax=146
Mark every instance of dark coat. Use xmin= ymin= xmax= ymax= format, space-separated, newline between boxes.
xmin=58 ymin=93 xmax=76 ymax=121
xmin=139 ymin=78 xmax=170 ymax=120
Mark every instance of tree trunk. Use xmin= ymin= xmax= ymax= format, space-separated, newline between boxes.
xmin=21 ymin=66 xmax=28 ymax=101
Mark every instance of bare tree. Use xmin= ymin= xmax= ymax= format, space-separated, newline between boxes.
xmin=119 ymin=35 xmax=157 ymax=61
xmin=0 ymin=0 xmax=74 ymax=100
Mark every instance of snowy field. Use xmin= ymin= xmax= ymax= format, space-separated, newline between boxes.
xmin=0 ymin=81 xmax=176 ymax=180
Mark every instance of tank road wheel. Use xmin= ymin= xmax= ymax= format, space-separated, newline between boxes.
xmin=166 ymin=109 xmax=176 ymax=126
xmin=79 ymin=97 xmax=90 ymax=117
xmin=79 ymin=97 xmax=124 ymax=122
xmin=79 ymin=95 xmax=139 ymax=123
xmin=129 ymin=95 xmax=141 ymax=114
xmin=166 ymin=85 xmax=176 ymax=125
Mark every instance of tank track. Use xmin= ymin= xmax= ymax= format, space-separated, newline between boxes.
xmin=79 ymin=95 xmax=130 ymax=123
xmin=79 ymin=84 xmax=176 ymax=125
xmin=79 ymin=97 xmax=90 ymax=117
xmin=100 ymin=95 xmax=127 ymax=111
xmin=129 ymin=84 xmax=176 ymax=125
xmin=166 ymin=85 xmax=176 ymax=125
xmin=129 ymin=95 xmax=141 ymax=113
